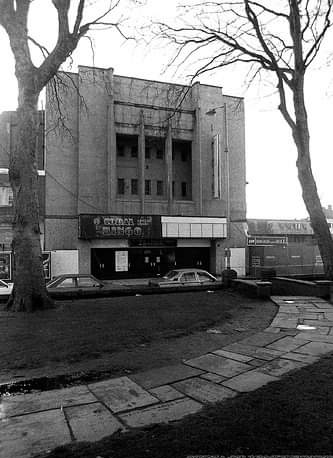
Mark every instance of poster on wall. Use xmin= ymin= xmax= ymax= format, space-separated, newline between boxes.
xmin=115 ymin=251 xmax=128 ymax=272
xmin=0 ymin=252 xmax=11 ymax=280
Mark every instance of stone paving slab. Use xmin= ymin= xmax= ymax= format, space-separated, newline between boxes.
xmin=65 ymin=402 xmax=124 ymax=442
xmin=184 ymin=354 xmax=252 ymax=377
xmin=0 ymin=385 xmax=96 ymax=418
xmin=130 ymin=364 xmax=204 ymax=389
xmin=200 ymin=372 xmax=226 ymax=383
xmin=0 ymin=409 xmax=70 ymax=458
xmin=172 ymin=377 xmax=237 ymax=404
xmin=280 ymin=352 xmax=319 ymax=364
xmin=118 ymin=397 xmax=203 ymax=428
xmin=222 ymin=342 xmax=283 ymax=361
xmin=270 ymin=318 xmax=299 ymax=329
xmin=294 ymin=332 xmax=333 ymax=343
xmin=222 ymin=370 xmax=279 ymax=393
xmin=266 ymin=336 xmax=309 ymax=352
xmin=149 ymin=385 xmax=185 ymax=402
xmin=88 ymin=376 xmax=159 ymax=413
xmin=237 ymin=331 xmax=288 ymax=347
xmin=293 ymin=341 xmax=333 ymax=356
xmin=247 ymin=358 xmax=267 ymax=367
xmin=303 ymin=319 xmax=333 ymax=327
xmin=212 ymin=349 xmax=253 ymax=362
xmin=255 ymin=358 xmax=306 ymax=377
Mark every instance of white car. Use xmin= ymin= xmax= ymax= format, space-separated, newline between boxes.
xmin=0 ymin=280 xmax=13 ymax=297
xmin=149 ymin=268 xmax=217 ymax=287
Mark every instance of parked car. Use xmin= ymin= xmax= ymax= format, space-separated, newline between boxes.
xmin=149 ymin=268 xmax=217 ymax=287
xmin=46 ymin=274 xmax=105 ymax=294
xmin=0 ymin=280 xmax=13 ymax=297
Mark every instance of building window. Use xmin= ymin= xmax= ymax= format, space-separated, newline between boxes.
xmin=117 ymin=144 xmax=125 ymax=157
xmin=181 ymin=182 xmax=187 ymax=198
xmin=131 ymin=179 xmax=138 ymax=195
xmin=156 ymin=149 xmax=164 ymax=159
xmin=145 ymin=147 xmax=151 ymax=159
xmin=0 ymin=186 xmax=13 ymax=207
xmin=117 ymin=178 xmax=125 ymax=195
xmin=156 ymin=180 xmax=163 ymax=196
xmin=131 ymin=145 xmax=138 ymax=158
xmin=181 ymin=150 xmax=188 ymax=161
xmin=145 ymin=180 xmax=151 ymax=195
xmin=172 ymin=181 xmax=175 ymax=197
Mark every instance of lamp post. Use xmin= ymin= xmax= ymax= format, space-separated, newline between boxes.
xmin=206 ymin=103 xmax=231 ymax=271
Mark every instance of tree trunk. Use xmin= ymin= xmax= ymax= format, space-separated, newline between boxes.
xmin=6 ymin=90 xmax=54 ymax=312
xmin=292 ymin=83 xmax=333 ymax=279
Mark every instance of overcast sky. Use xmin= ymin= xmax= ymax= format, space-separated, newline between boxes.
xmin=0 ymin=0 xmax=332 ymax=220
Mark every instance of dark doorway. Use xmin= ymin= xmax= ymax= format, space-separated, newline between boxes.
xmin=91 ymin=246 xmax=210 ymax=280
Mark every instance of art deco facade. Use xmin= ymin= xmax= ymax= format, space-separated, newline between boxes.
xmin=6 ymin=66 xmax=246 ymax=279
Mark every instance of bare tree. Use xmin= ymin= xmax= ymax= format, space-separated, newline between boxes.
xmin=157 ymin=0 xmax=333 ymax=278
xmin=0 ymin=0 xmax=130 ymax=311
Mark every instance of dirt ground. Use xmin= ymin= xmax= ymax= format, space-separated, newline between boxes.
xmin=0 ymin=289 xmax=277 ymax=390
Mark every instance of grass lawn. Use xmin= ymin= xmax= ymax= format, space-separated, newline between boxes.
xmin=0 ymin=290 xmax=276 ymax=387
xmin=40 ymin=353 xmax=333 ymax=458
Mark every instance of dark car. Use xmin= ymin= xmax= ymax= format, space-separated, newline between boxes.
xmin=149 ymin=268 xmax=217 ymax=287
xmin=46 ymin=274 xmax=105 ymax=294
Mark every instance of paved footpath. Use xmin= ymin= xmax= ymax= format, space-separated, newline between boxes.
xmin=2 ymin=296 xmax=333 ymax=458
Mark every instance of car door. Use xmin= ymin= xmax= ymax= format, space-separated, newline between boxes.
xmin=180 ymin=271 xmax=199 ymax=286
xmin=197 ymin=271 xmax=216 ymax=285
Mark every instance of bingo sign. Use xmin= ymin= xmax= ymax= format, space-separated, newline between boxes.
xmin=79 ymin=214 xmax=162 ymax=239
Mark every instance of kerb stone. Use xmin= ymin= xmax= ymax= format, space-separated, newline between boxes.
xmin=0 ymin=385 xmax=96 ymax=419
xmin=130 ymin=364 xmax=204 ymax=389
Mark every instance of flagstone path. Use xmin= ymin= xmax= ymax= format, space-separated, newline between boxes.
xmin=1 ymin=296 xmax=333 ymax=458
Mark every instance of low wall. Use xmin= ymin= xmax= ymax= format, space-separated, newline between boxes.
xmin=232 ymin=279 xmax=272 ymax=298
xmin=271 ymin=277 xmax=332 ymax=298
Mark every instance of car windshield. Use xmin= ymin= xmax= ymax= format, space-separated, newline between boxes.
xmin=163 ymin=270 xmax=179 ymax=280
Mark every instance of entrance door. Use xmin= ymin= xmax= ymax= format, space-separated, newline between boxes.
xmin=91 ymin=249 xmax=116 ymax=280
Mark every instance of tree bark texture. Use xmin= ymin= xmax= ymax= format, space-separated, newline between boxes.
xmin=291 ymin=82 xmax=333 ymax=279
xmin=7 ymin=88 xmax=53 ymax=312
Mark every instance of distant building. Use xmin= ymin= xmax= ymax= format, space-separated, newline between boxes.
xmin=323 ymin=205 xmax=333 ymax=218
xmin=246 ymin=218 xmax=330 ymax=277
xmin=43 ymin=66 xmax=247 ymax=278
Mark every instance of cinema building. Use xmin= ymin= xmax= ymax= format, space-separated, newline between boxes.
xmin=42 ymin=66 xmax=247 ymax=279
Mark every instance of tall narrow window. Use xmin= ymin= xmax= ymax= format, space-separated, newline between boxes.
xmin=156 ymin=180 xmax=163 ymax=196
xmin=117 ymin=144 xmax=125 ymax=157
xmin=181 ymin=182 xmax=187 ymax=198
xmin=131 ymin=145 xmax=138 ymax=158
xmin=131 ymin=179 xmax=138 ymax=195
xmin=145 ymin=147 xmax=151 ymax=159
xmin=145 ymin=180 xmax=151 ymax=195
xmin=172 ymin=181 xmax=175 ymax=197
xmin=156 ymin=149 xmax=163 ymax=159
xmin=117 ymin=178 xmax=125 ymax=195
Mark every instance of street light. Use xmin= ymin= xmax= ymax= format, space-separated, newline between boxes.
xmin=206 ymin=102 xmax=231 ymax=270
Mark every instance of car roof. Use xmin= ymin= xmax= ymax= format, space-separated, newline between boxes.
xmin=53 ymin=274 xmax=98 ymax=279
xmin=169 ymin=268 xmax=210 ymax=272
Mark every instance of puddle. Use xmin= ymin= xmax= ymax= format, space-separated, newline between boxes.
xmin=206 ymin=329 xmax=222 ymax=334
xmin=297 ymin=324 xmax=317 ymax=331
